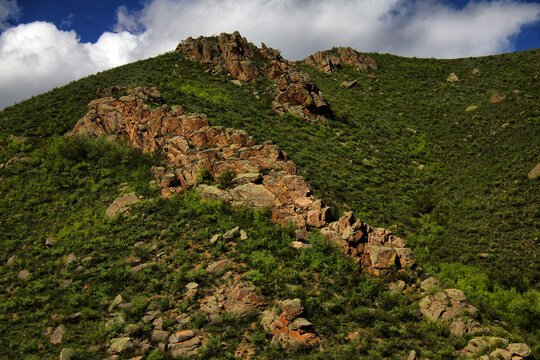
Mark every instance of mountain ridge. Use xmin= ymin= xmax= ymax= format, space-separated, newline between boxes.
xmin=0 ymin=32 xmax=538 ymax=359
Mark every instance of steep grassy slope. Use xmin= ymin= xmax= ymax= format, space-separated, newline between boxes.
xmin=1 ymin=47 xmax=538 ymax=358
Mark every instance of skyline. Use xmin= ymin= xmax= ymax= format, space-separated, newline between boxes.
xmin=1 ymin=0 xmax=539 ymax=109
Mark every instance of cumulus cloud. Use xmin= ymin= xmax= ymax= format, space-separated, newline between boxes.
xmin=0 ymin=0 xmax=20 ymax=30
xmin=1 ymin=0 xmax=539 ymax=109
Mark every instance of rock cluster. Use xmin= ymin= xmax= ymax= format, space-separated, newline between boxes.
xmin=175 ymin=32 xmax=329 ymax=119
xmin=261 ymin=298 xmax=319 ymax=351
xmin=200 ymin=281 xmax=263 ymax=320
xmin=304 ymin=47 xmax=378 ymax=74
xmin=320 ymin=211 xmax=414 ymax=275
xmin=460 ymin=337 xmax=532 ymax=359
xmin=67 ymin=88 xmax=411 ymax=274
xmin=418 ymin=288 xmax=477 ymax=321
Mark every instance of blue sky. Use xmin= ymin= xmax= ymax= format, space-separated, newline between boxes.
xmin=13 ymin=0 xmax=539 ymax=52
xmin=1 ymin=0 xmax=539 ymax=109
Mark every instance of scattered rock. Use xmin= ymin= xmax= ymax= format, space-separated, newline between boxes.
xmin=109 ymin=294 xmax=123 ymax=312
xmin=239 ymin=229 xmax=248 ymax=240
xmin=65 ymin=253 xmax=76 ymax=265
xmin=407 ymin=349 xmax=417 ymax=360
xmin=527 ymin=163 xmax=540 ymax=180
xmin=291 ymin=241 xmax=312 ymax=249
xmin=207 ymin=259 xmax=232 ymax=274
xmin=185 ymin=282 xmax=199 ymax=298
xmin=223 ymin=227 xmax=240 ymax=239
xmin=471 ymin=68 xmax=480 ymax=74
xmin=105 ymin=193 xmax=139 ymax=217
xmin=340 ymin=80 xmax=358 ymax=88
xmin=466 ymin=105 xmax=478 ymax=112
xmin=231 ymin=79 xmax=242 ymax=86
xmin=45 ymin=237 xmax=55 ymax=247
xmin=419 ymin=289 xmax=475 ymax=321
xmin=447 ymin=73 xmax=459 ymax=82
xmin=261 ymin=298 xmax=319 ymax=351
xmin=210 ymin=234 xmax=222 ymax=244
xmin=223 ymin=281 xmax=263 ymax=316
xmin=124 ymin=324 xmax=140 ymax=336
xmin=490 ymin=93 xmax=505 ymax=103
xmin=130 ymin=263 xmax=149 ymax=273
xmin=501 ymin=122 xmax=511 ymax=129
xmin=6 ymin=255 xmax=16 ymax=266
xmin=151 ymin=329 xmax=169 ymax=343
xmin=108 ymin=337 xmax=133 ymax=354
xmin=50 ymin=324 xmax=66 ymax=345
xmin=490 ymin=348 xmax=512 ymax=359
xmin=18 ymin=269 xmax=30 ymax=280
xmin=420 ymin=277 xmax=442 ymax=291
xmin=59 ymin=347 xmax=74 ymax=360
xmin=388 ymin=280 xmax=406 ymax=293
xmin=508 ymin=343 xmax=531 ymax=358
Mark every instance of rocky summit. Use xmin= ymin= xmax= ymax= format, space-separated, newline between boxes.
xmin=176 ymin=31 xmax=332 ymax=119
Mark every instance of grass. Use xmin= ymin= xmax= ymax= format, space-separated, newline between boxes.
xmin=0 ymin=46 xmax=538 ymax=357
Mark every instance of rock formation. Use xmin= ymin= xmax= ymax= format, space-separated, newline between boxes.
xmin=176 ymin=32 xmax=330 ymax=119
xmin=66 ymin=86 xmax=531 ymax=356
xmin=304 ymin=47 xmax=378 ymax=74
xmin=66 ymin=87 xmax=412 ymax=275
xmin=261 ymin=298 xmax=319 ymax=351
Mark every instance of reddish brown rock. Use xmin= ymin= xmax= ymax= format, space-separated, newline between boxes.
xmin=261 ymin=299 xmax=319 ymax=351
xmin=176 ymin=32 xmax=329 ymax=119
xmin=67 ymin=87 xmax=413 ymax=275
xmin=305 ymin=47 xmax=377 ymax=73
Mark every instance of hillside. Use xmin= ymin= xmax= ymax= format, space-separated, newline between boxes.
xmin=0 ymin=33 xmax=538 ymax=359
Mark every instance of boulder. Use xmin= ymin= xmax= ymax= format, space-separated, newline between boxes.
xmin=340 ymin=80 xmax=358 ymax=88
xmin=261 ymin=298 xmax=319 ymax=351
xmin=151 ymin=329 xmax=169 ymax=343
xmin=508 ymin=343 xmax=532 ymax=358
xmin=18 ymin=269 xmax=30 ymax=280
xmin=108 ymin=337 xmax=133 ymax=354
xmin=420 ymin=277 xmax=442 ymax=291
xmin=490 ymin=348 xmax=512 ymax=360
xmin=419 ymin=289 xmax=472 ymax=321
xmin=447 ymin=73 xmax=459 ymax=82
xmin=59 ymin=348 xmax=74 ymax=360
xmin=105 ymin=193 xmax=139 ymax=217
xmin=528 ymin=163 xmax=540 ymax=179
xmin=50 ymin=324 xmax=65 ymax=345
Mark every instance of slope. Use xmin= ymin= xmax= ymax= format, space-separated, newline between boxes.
xmin=0 ymin=36 xmax=538 ymax=359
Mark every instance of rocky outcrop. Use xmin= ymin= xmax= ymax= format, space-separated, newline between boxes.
xmin=261 ymin=298 xmax=319 ymax=351
xmin=200 ymin=281 xmax=263 ymax=320
xmin=66 ymin=88 xmax=412 ymax=275
xmin=418 ymin=288 xmax=477 ymax=321
xmin=304 ymin=47 xmax=377 ymax=74
xmin=320 ymin=211 xmax=414 ymax=275
xmin=176 ymin=32 xmax=329 ymax=120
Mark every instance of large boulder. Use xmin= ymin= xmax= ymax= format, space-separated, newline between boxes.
xmin=419 ymin=289 xmax=476 ymax=321
xmin=261 ymin=298 xmax=319 ymax=351
xmin=105 ymin=193 xmax=139 ymax=217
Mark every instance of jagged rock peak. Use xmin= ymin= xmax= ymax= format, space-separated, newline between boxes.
xmin=175 ymin=32 xmax=330 ymax=120
xmin=176 ymin=31 xmax=291 ymax=82
xmin=305 ymin=47 xmax=378 ymax=74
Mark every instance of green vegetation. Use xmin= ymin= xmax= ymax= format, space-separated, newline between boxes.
xmin=1 ymin=46 xmax=538 ymax=358
xmin=0 ymin=136 xmax=483 ymax=359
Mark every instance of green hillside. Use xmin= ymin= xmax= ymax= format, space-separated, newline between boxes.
xmin=0 ymin=45 xmax=538 ymax=359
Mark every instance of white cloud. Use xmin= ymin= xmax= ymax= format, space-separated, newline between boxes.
xmin=1 ymin=0 xmax=539 ymax=109
xmin=0 ymin=0 xmax=20 ymax=30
